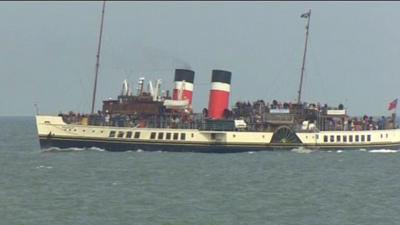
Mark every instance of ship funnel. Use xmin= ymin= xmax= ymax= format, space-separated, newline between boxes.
xmin=208 ymin=70 xmax=232 ymax=119
xmin=172 ymin=69 xmax=195 ymax=107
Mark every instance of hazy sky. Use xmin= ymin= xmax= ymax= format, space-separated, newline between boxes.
xmin=1 ymin=1 xmax=400 ymax=116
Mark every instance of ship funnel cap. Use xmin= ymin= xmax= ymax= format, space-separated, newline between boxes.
xmin=211 ymin=70 xmax=231 ymax=84
xmin=174 ymin=69 xmax=195 ymax=83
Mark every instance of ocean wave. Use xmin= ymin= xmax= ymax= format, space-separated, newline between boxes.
xmin=124 ymin=149 xmax=162 ymax=153
xmin=36 ymin=165 xmax=53 ymax=169
xmin=42 ymin=146 xmax=106 ymax=153
xmin=368 ymin=149 xmax=398 ymax=153
xmin=291 ymin=148 xmax=314 ymax=154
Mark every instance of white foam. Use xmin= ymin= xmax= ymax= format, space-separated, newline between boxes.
xmin=36 ymin=165 xmax=53 ymax=169
xmin=43 ymin=146 xmax=106 ymax=152
xmin=369 ymin=149 xmax=397 ymax=153
xmin=336 ymin=150 xmax=343 ymax=153
xmin=42 ymin=147 xmax=61 ymax=152
xmin=69 ymin=147 xmax=86 ymax=151
xmin=88 ymin=146 xmax=105 ymax=152
xmin=247 ymin=151 xmax=255 ymax=154
xmin=291 ymin=148 xmax=313 ymax=154
xmin=136 ymin=149 xmax=143 ymax=153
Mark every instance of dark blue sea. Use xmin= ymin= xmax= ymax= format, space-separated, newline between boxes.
xmin=1 ymin=117 xmax=399 ymax=225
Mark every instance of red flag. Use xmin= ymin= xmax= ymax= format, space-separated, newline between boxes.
xmin=388 ymin=98 xmax=398 ymax=110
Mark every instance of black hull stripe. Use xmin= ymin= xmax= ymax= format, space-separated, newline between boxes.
xmin=39 ymin=138 xmax=271 ymax=153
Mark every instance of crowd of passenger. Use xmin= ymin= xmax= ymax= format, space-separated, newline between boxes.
xmin=233 ymin=99 xmax=345 ymax=115
xmin=58 ymin=111 xmax=89 ymax=124
xmin=325 ymin=115 xmax=395 ymax=131
xmin=232 ymin=99 xmax=396 ymax=131
xmin=59 ymin=111 xmax=144 ymax=127
xmin=58 ymin=110 xmax=197 ymax=129
xmin=59 ymin=99 xmax=397 ymax=131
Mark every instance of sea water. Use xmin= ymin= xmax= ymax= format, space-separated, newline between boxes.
xmin=1 ymin=117 xmax=399 ymax=225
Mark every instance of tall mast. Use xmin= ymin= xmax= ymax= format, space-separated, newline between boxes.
xmin=91 ymin=1 xmax=106 ymax=114
xmin=297 ymin=9 xmax=311 ymax=104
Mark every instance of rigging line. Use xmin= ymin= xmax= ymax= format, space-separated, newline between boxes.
xmin=308 ymin=37 xmax=328 ymax=104
xmin=129 ymin=68 xmax=177 ymax=74
xmin=77 ymin=77 xmax=88 ymax=113
xmin=265 ymin=70 xmax=282 ymax=101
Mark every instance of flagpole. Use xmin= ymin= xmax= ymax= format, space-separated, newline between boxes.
xmin=395 ymin=99 xmax=398 ymax=128
xmin=297 ymin=9 xmax=311 ymax=104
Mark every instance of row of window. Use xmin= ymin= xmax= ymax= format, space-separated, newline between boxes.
xmin=108 ymin=131 xmax=188 ymax=141
xmin=150 ymin=132 xmax=186 ymax=141
xmin=323 ymin=134 xmax=371 ymax=143
xmin=65 ymin=128 xmax=104 ymax=134
xmin=109 ymin=131 xmax=141 ymax=139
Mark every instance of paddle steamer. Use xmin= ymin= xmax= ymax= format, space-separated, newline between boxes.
xmin=36 ymin=6 xmax=400 ymax=152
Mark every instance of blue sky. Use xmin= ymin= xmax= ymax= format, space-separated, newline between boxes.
xmin=1 ymin=1 xmax=400 ymax=116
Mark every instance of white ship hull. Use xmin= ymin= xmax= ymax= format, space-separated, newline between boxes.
xmin=36 ymin=116 xmax=400 ymax=152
